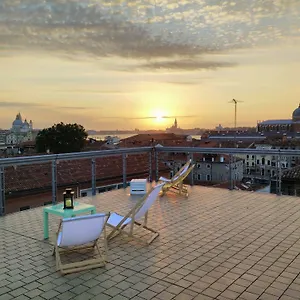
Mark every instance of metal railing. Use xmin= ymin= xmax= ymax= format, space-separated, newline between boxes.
xmin=1 ymin=146 xmax=300 ymax=216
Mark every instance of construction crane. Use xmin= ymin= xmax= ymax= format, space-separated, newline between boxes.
xmin=229 ymin=99 xmax=243 ymax=129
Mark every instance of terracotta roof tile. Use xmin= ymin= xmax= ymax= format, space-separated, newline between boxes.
xmin=5 ymin=153 xmax=168 ymax=193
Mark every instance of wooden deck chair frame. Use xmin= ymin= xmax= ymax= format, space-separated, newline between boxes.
xmin=107 ymin=183 xmax=164 ymax=245
xmin=160 ymin=164 xmax=195 ymax=197
xmin=159 ymin=159 xmax=191 ymax=184
xmin=53 ymin=212 xmax=110 ymax=275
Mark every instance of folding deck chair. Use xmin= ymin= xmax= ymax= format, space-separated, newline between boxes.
xmin=159 ymin=160 xmax=195 ymax=197
xmin=107 ymin=183 xmax=165 ymax=244
xmin=159 ymin=159 xmax=191 ymax=184
xmin=54 ymin=213 xmax=110 ymax=275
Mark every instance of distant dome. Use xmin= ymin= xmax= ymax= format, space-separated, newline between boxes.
xmin=12 ymin=119 xmax=23 ymax=126
xmin=12 ymin=113 xmax=23 ymax=131
xmin=293 ymin=104 xmax=300 ymax=121
xmin=293 ymin=107 xmax=300 ymax=117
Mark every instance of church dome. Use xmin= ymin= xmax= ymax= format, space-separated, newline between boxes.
xmin=12 ymin=119 xmax=23 ymax=126
xmin=293 ymin=104 xmax=300 ymax=120
xmin=12 ymin=113 xmax=23 ymax=131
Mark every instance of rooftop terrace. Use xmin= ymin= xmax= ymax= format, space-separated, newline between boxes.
xmin=1 ymin=185 xmax=300 ymax=300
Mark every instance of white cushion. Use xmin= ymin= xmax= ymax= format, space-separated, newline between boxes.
xmin=107 ymin=212 xmax=131 ymax=227
xmin=58 ymin=213 xmax=107 ymax=247
xmin=159 ymin=176 xmax=172 ymax=182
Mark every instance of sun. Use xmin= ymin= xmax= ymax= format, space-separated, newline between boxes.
xmin=154 ymin=111 xmax=164 ymax=122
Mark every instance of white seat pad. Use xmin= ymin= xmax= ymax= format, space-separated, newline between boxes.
xmin=107 ymin=212 xmax=132 ymax=227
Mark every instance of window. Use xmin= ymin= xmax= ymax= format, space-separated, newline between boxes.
xmin=246 ymin=162 xmax=249 ymax=166
xmin=81 ymin=192 xmax=87 ymax=197
xmin=197 ymin=163 xmax=201 ymax=169
xmin=262 ymin=158 xmax=265 ymax=165
xmin=206 ymin=174 xmax=211 ymax=181
xmin=252 ymin=155 xmax=255 ymax=159
xmin=197 ymin=174 xmax=201 ymax=180
xmin=252 ymin=162 xmax=255 ymax=166
xmin=257 ymin=159 xmax=260 ymax=164
xmin=206 ymin=164 xmax=211 ymax=169
xmin=267 ymin=160 xmax=271 ymax=165
xmin=261 ymin=169 xmax=265 ymax=176
xmin=246 ymin=155 xmax=249 ymax=159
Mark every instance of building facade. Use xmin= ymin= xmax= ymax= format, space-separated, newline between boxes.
xmin=165 ymin=154 xmax=244 ymax=184
xmin=242 ymin=142 xmax=300 ymax=183
xmin=257 ymin=104 xmax=300 ymax=134
xmin=0 ymin=113 xmax=34 ymax=146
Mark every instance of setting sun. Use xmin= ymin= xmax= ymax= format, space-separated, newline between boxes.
xmin=155 ymin=112 xmax=164 ymax=122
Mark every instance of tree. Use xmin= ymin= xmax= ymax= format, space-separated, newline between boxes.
xmin=36 ymin=123 xmax=88 ymax=154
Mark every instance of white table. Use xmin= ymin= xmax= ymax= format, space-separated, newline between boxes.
xmin=130 ymin=179 xmax=147 ymax=195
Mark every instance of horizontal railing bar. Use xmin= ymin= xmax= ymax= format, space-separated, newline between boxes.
xmin=0 ymin=147 xmax=153 ymax=167
xmin=155 ymin=146 xmax=300 ymax=156
xmin=1 ymin=146 xmax=300 ymax=168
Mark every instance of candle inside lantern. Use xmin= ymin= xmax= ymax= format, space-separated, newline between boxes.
xmin=65 ymin=199 xmax=72 ymax=207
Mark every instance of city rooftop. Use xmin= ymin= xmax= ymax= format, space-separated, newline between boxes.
xmin=1 ymin=185 xmax=300 ymax=300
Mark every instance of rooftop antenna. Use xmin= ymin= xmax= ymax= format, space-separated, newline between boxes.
xmin=228 ymin=99 xmax=243 ymax=130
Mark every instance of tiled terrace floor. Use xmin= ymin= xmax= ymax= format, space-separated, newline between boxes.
xmin=1 ymin=186 xmax=300 ymax=300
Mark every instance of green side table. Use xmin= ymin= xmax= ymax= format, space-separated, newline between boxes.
xmin=43 ymin=202 xmax=96 ymax=239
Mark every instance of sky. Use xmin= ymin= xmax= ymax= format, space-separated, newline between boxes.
xmin=0 ymin=0 xmax=300 ymax=131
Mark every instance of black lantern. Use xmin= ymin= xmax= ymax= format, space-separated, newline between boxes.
xmin=63 ymin=188 xmax=74 ymax=209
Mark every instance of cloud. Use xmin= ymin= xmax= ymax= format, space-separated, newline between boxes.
xmin=0 ymin=101 xmax=44 ymax=108
xmin=0 ymin=0 xmax=299 ymax=69
xmin=128 ymin=59 xmax=237 ymax=71
xmin=0 ymin=101 xmax=91 ymax=110
xmin=164 ymin=81 xmax=200 ymax=85
xmin=57 ymin=106 xmax=89 ymax=110
xmin=95 ymin=115 xmax=197 ymax=120
xmin=55 ymin=89 xmax=126 ymax=94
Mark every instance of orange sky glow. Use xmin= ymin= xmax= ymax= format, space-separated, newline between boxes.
xmin=0 ymin=0 xmax=300 ymax=130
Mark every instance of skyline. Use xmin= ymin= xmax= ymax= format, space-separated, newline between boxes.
xmin=0 ymin=1 xmax=300 ymax=130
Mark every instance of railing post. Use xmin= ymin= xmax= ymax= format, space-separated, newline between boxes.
xmin=277 ymin=152 xmax=282 ymax=196
xmin=0 ymin=166 xmax=5 ymax=216
xmin=155 ymin=149 xmax=159 ymax=182
xmin=51 ymin=160 xmax=57 ymax=205
xmin=122 ymin=153 xmax=127 ymax=188
xmin=229 ymin=154 xmax=234 ymax=190
xmin=189 ymin=153 xmax=194 ymax=186
xmin=91 ymin=158 xmax=96 ymax=196
xmin=148 ymin=150 xmax=152 ymax=182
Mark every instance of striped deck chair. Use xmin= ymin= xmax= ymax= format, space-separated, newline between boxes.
xmin=107 ymin=183 xmax=165 ymax=244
